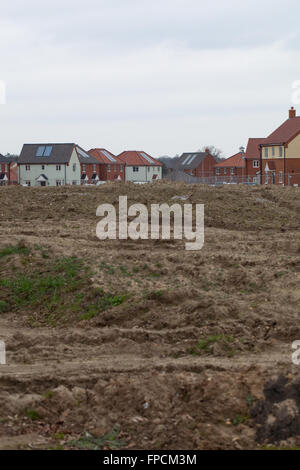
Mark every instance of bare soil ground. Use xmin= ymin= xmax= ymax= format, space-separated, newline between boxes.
xmin=0 ymin=182 xmax=300 ymax=450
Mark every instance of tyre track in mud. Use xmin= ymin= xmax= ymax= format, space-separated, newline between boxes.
xmin=0 ymin=317 xmax=292 ymax=379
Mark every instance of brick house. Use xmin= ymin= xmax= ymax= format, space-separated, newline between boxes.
xmin=76 ymin=148 xmax=101 ymax=184
xmin=260 ymin=107 xmax=300 ymax=186
xmin=244 ymin=138 xmax=266 ymax=184
xmin=0 ymin=154 xmax=18 ymax=185
xmin=117 ymin=151 xmax=162 ymax=182
xmin=176 ymin=149 xmax=216 ymax=181
xmin=88 ymin=148 xmax=125 ymax=181
xmin=214 ymin=149 xmax=246 ymax=184
xmin=18 ymin=143 xmax=99 ymax=186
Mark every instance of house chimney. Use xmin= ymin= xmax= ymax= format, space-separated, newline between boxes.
xmin=205 ymin=147 xmax=210 ymax=153
xmin=239 ymin=146 xmax=245 ymax=154
xmin=289 ymin=106 xmax=296 ymax=119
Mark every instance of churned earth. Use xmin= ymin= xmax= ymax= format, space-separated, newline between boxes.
xmin=0 ymin=182 xmax=300 ymax=450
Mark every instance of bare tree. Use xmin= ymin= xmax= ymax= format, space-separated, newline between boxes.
xmin=199 ymin=146 xmax=224 ymax=161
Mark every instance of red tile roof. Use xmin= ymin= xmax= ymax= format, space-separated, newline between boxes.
xmin=244 ymin=109 xmax=300 ymax=156
xmin=88 ymin=148 xmax=123 ymax=165
xmin=117 ymin=151 xmax=162 ymax=166
xmin=244 ymin=138 xmax=266 ymax=159
xmin=215 ymin=152 xmax=245 ymax=168
xmin=263 ymin=116 xmax=300 ymax=145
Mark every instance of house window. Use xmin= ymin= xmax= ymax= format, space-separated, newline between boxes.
xmin=223 ymin=168 xmax=227 ymax=174
xmin=133 ymin=167 xmax=139 ymax=172
xmin=279 ymin=171 xmax=283 ymax=184
xmin=107 ymin=165 xmax=111 ymax=172
xmin=264 ymin=148 xmax=268 ymax=158
xmin=56 ymin=180 xmax=62 ymax=186
xmin=253 ymin=160 xmax=259 ymax=168
xmin=272 ymin=147 xmax=275 ymax=157
xmin=4 ymin=164 xmax=8 ymax=172
xmin=26 ymin=181 xmax=31 ymax=186
xmin=26 ymin=165 xmax=30 ymax=171
xmin=120 ymin=166 xmax=123 ymax=172
xmin=73 ymin=163 xmax=76 ymax=172
xmin=41 ymin=165 xmax=45 ymax=170
xmin=93 ymin=164 xmax=96 ymax=172
xmin=72 ymin=181 xmax=77 ymax=185
xmin=56 ymin=165 xmax=61 ymax=171
xmin=82 ymin=164 xmax=86 ymax=172
xmin=216 ymin=168 xmax=220 ymax=175
xmin=279 ymin=146 xmax=283 ymax=158
xmin=230 ymin=168 xmax=235 ymax=175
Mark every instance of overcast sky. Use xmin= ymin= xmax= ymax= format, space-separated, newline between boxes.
xmin=1 ymin=0 xmax=300 ymax=157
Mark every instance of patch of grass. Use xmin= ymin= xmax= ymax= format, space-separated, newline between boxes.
xmin=33 ymin=244 xmax=50 ymax=259
xmin=190 ymin=335 xmax=235 ymax=355
xmin=0 ymin=256 xmax=85 ymax=311
xmin=232 ymin=415 xmax=250 ymax=426
xmin=147 ymin=272 xmax=161 ymax=279
xmin=25 ymin=409 xmax=41 ymax=421
xmin=99 ymin=262 xmax=115 ymax=275
xmin=0 ymin=243 xmax=30 ymax=258
xmin=80 ymin=292 xmax=130 ymax=320
xmin=53 ymin=432 xmax=65 ymax=441
xmin=0 ymin=253 xmax=131 ymax=324
xmin=246 ymin=394 xmax=255 ymax=407
xmin=0 ymin=300 xmax=8 ymax=313
xmin=43 ymin=390 xmax=54 ymax=400
xmin=67 ymin=428 xmax=125 ymax=450
xmin=119 ymin=265 xmax=132 ymax=277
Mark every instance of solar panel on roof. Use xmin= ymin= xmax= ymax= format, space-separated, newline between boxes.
xmin=188 ymin=155 xmax=197 ymax=165
xmin=76 ymin=147 xmax=90 ymax=159
xmin=185 ymin=155 xmax=194 ymax=165
xmin=36 ymin=146 xmax=45 ymax=157
xmin=182 ymin=154 xmax=191 ymax=165
xmin=140 ymin=152 xmax=154 ymax=164
xmin=44 ymin=146 xmax=52 ymax=156
xmin=102 ymin=150 xmax=116 ymax=162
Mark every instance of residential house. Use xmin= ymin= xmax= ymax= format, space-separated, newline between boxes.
xmin=214 ymin=148 xmax=246 ymax=184
xmin=260 ymin=107 xmax=300 ymax=186
xmin=0 ymin=154 xmax=18 ymax=185
xmin=18 ymin=143 xmax=99 ymax=186
xmin=175 ymin=149 xmax=216 ymax=181
xmin=88 ymin=148 xmax=125 ymax=181
xmin=244 ymin=138 xmax=266 ymax=184
xmin=117 ymin=151 xmax=162 ymax=182
xmin=77 ymin=149 xmax=101 ymax=184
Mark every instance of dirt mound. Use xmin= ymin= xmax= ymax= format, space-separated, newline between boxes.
xmin=0 ymin=183 xmax=300 ymax=449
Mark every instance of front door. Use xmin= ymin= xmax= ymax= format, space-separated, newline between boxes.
xmin=40 ymin=181 xmax=46 ymax=186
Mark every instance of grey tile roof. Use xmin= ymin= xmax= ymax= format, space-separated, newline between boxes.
xmin=18 ymin=143 xmax=75 ymax=164
xmin=75 ymin=145 xmax=99 ymax=165
xmin=176 ymin=152 xmax=212 ymax=170
xmin=0 ymin=154 xmax=18 ymax=163
xmin=18 ymin=143 xmax=100 ymax=165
